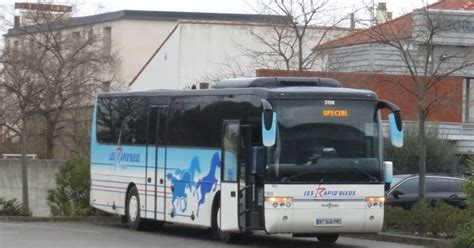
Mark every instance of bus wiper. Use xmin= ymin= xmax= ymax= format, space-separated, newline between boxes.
xmin=356 ymin=168 xmax=379 ymax=183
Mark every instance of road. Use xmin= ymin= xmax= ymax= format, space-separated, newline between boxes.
xmin=0 ymin=222 xmax=423 ymax=248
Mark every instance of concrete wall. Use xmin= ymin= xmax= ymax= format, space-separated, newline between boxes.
xmin=130 ymin=21 xmax=354 ymax=90
xmin=0 ymin=159 xmax=65 ymax=217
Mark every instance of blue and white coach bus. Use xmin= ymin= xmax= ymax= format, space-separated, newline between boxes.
xmin=90 ymin=77 xmax=403 ymax=243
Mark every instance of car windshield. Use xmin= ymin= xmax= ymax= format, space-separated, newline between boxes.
xmin=390 ymin=175 xmax=411 ymax=189
xmin=266 ymin=99 xmax=382 ymax=184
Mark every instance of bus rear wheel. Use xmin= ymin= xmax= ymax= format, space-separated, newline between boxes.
xmin=126 ymin=186 xmax=147 ymax=231
xmin=316 ymin=233 xmax=339 ymax=243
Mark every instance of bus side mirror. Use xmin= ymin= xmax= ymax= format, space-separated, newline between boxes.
xmin=262 ymin=110 xmax=277 ymax=147
xmin=384 ymin=161 xmax=393 ymax=191
xmin=251 ymin=146 xmax=265 ymax=176
xmin=377 ymin=100 xmax=403 ymax=148
xmin=389 ymin=112 xmax=403 ymax=147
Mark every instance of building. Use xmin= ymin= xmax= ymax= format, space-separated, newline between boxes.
xmin=129 ymin=20 xmax=356 ymax=90
xmin=309 ymin=0 xmax=474 ymax=153
xmin=4 ymin=5 xmax=286 ymax=90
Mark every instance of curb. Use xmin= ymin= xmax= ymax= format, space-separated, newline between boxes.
xmin=0 ymin=216 xmax=121 ymax=224
xmin=344 ymin=232 xmax=451 ymax=247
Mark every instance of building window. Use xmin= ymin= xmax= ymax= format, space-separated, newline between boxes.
xmin=103 ymin=26 xmax=111 ymax=55
xmin=102 ymin=81 xmax=111 ymax=92
xmin=72 ymin=31 xmax=80 ymax=40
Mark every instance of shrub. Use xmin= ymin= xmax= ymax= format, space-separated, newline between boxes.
xmin=0 ymin=198 xmax=31 ymax=216
xmin=454 ymin=163 xmax=474 ymax=247
xmin=384 ymin=125 xmax=463 ymax=174
xmin=47 ymin=154 xmax=97 ymax=216
xmin=384 ymin=201 xmax=467 ymax=237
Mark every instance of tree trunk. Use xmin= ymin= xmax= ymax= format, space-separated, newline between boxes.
xmin=45 ymin=121 xmax=55 ymax=159
xmin=298 ymin=36 xmax=304 ymax=71
xmin=418 ymin=107 xmax=427 ymax=201
xmin=20 ymin=121 xmax=29 ymax=212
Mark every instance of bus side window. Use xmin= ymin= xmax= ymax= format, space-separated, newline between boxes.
xmin=96 ymin=97 xmax=120 ymax=144
xmin=223 ymin=122 xmax=240 ymax=182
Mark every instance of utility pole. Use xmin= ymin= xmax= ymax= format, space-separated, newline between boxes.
xmin=370 ymin=0 xmax=376 ymax=26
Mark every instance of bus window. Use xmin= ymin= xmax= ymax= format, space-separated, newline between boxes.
xmin=96 ymin=96 xmax=148 ymax=145
xmin=223 ymin=121 xmax=240 ymax=182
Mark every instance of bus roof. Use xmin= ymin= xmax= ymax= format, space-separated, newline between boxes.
xmin=100 ymin=77 xmax=378 ymax=101
xmin=99 ymin=86 xmax=378 ymax=101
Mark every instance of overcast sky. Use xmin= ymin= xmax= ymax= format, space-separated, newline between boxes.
xmin=1 ymin=0 xmax=438 ymax=34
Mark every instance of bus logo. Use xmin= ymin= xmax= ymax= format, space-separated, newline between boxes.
xmin=304 ymin=188 xmax=356 ymax=198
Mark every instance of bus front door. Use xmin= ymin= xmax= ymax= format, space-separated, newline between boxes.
xmin=145 ymin=106 xmax=168 ymax=221
xmin=220 ymin=120 xmax=241 ymax=231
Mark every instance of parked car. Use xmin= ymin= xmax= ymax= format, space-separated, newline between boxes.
xmin=386 ymin=174 xmax=467 ymax=209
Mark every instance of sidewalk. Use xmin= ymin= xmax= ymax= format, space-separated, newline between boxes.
xmin=344 ymin=232 xmax=452 ymax=247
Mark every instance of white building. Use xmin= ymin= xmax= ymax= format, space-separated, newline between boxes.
xmin=129 ymin=20 xmax=355 ymax=90
xmin=4 ymin=9 xmax=286 ymax=90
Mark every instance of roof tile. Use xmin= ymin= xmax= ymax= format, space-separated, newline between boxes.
xmin=316 ymin=0 xmax=474 ymax=50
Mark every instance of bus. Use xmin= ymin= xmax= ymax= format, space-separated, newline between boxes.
xmin=90 ymin=77 xmax=403 ymax=243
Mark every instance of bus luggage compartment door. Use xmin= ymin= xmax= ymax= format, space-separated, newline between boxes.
xmin=220 ymin=121 xmax=241 ymax=231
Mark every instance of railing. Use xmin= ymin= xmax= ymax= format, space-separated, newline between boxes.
xmin=2 ymin=154 xmax=38 ymax=159
xmin=382 ymin=121 xmax=474 ymax=154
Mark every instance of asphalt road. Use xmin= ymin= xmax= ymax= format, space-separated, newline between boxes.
xmin=0 ymin=222 xmax=424 ymax=248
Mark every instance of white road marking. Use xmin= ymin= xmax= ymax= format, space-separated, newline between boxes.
xmin=0 ymin=223 xmax=101 ymax=234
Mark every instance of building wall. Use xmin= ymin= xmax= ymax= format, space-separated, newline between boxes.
xmin=0 ymin=159 xmax=65 ymax=217
xmin=110 ymin=19 xmax=177 ymax=86
xmin=325 ymin=10 xmax=474 ymax=78
xmin=130 ymin=22 xmax=355 ymax=90
xmin=4 ymin=19 xmax=178 ymax=89
xmin=256 ymin=69 xmax=463 ymax=123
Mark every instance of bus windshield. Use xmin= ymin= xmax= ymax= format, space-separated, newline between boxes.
xmin=266 ymin=99 xmax=382 ymax=184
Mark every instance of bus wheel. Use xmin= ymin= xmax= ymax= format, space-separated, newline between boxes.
xmin=212 ymin=204 xmax=239 ymax=243
xmin=126 ymin=186 xmax=146 ymax=231
xmin=316 ymin=233 xmax=339 ymax=243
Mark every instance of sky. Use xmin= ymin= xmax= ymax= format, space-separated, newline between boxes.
xmin=0 ymin=0 xmax=438 ymax=35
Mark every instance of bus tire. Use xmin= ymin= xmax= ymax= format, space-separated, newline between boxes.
xmin=316 ymin=233 xmax=339 ymax=243
xmin=212 ymin=201 xmax=239 ymax=243
xmin=125 ymin=186 xmax=147 ymax=231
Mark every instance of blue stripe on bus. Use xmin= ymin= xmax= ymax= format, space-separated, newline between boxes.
xmin=91 ymin=188 xmax=171 ymax=199
xmin=91 ymin=179 xmax=168 ymax=187
xmin=92 ymin=203 xmax=165 ymax=214
xmin=93 ymin=162 xmax=115 ymax=166
xmin=92 ymin=203 xmax=124 ymax=209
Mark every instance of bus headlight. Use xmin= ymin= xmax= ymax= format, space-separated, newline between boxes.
xmin=365 ymin=196 xmax=384 ymax=208
xmin=266 ymin=197 xmax=293 ymax=208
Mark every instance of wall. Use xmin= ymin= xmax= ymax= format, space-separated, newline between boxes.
xmin=324 ymin=10 xmax=474 ymax=78
xmin=256 ymin=69 xmax=463 ymax=123
xmin=111 ymin=19 xmax=177 ymax=86
xmin=130 ymin=21 xmax=355 ymax=90
xmin=0 ymin=159 xmax=65 ymax=217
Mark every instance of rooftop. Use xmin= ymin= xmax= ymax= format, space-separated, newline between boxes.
xmin=315 ymin=0 xmax=474 ymax=50
xmin=5 ymin=9 xmax=286 ymax=37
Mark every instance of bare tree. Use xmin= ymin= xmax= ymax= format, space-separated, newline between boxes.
xmin=2 ymin=1 xmax=120 ymax=159
xmin=0 ymin=42 xmax=45 ymax=211
xmin=248 ymin=0 xmax=354 ymax=71
xmin=1 ymin=1 xmax=120 ymax=210
xmin=362 ymin=5 xmax=474 ymax=200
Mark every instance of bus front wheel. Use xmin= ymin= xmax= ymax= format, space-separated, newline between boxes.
xmin=212 ymin=204 xmax=239 ymax=243
xmin=316 ymin=233 xmax=339 ymax=243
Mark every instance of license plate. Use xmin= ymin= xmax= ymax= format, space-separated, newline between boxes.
xmin=315 ymin=218 xmax=343 ymax=226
